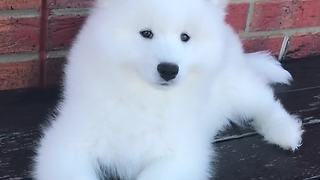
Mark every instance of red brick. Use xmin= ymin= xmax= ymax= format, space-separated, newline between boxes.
xmin=287 ymin=33 xmax=320 ymax=59
xmin=0 ymin=17 xmax=40 ymax=54
xmin=46 ymin=57 xmax=65 ymax=86
xmin=48 ymin=0 xmax=94 ymax=9
xmin=0 ymin=61 xmax=40 ymax=90
xmin=226 ymin=3 xmax=249 ymax=32
xmin=0 ymin=0 xmax=40 ymax=10
xmin=250 ymin=0 xmax=320 ymax=32
xmin=48 ymin=15 xmax=87 ymax=50
xmin=242 ymin=36 xmax=283 ymax=56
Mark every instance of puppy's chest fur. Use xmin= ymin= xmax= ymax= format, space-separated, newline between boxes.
xmin=89 ymin=90 xmax=211 ymax=169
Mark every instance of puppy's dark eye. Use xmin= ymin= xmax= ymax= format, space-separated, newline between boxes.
xmin=180 ymin=33 xmax=190 ymax=42
xmin=140 ymin=30 xmax=153 ymax=39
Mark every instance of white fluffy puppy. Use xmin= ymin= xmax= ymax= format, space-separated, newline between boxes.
xmin=34 ymin=0 xmax=303 ymax=179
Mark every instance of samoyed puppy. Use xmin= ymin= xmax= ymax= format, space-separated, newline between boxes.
xmin=34 ymin=0 xmax=303 ymax=179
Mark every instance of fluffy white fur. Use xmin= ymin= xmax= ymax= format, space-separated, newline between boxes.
xmin=34 ymin=0 xmax=303 ymax=179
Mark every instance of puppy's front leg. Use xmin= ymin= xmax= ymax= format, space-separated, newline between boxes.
xmin=250 ymin=98 xmax=303 ymax=151
xmin=231 ymin=85 xmax=303 ymax=150
xmin=34 ymin=129 xmax=99 ymax=180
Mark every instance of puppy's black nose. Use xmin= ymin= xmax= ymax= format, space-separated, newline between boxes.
xmin=157 ymin=62 xmax=179 ymax=81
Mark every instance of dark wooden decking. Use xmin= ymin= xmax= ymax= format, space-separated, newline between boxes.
xmin=0 ymin=57 xmax=320 ymax=180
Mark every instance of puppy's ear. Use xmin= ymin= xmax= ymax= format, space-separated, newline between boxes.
xmin=207 ymin=0 xmax=229 ymax=9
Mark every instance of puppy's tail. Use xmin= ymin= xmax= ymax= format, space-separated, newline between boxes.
xmin=246 ymin=52 xmax=292 ymax=85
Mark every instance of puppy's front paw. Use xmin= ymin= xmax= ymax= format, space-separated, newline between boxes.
xmin=278 ymin=123 xmax=303 ymax=151
xmin=263 ymin=116 xmax=303 ymax=151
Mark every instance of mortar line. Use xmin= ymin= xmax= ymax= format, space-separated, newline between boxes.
xmin=47 ymin=50 xmax=68 ymax=59
xmin=240 ymin=26 xmax=320 ymax=38
xmin=244 ymin=0 xmax=255 ymax=32
xmin=39 ymin=0 xmax=49 ymax=88
xmin=0 ymin=9 xmax=39 ymax=17
xmin=50 ymin=8 xmax=90 ymax=16
xmin=0 ymin=53 xmax=39 ymax=63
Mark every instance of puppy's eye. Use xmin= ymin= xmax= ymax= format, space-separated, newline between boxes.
xmin=140 ymin=30 xmax=154 ymax=39
xmin=180 ymin=33 xmax=190 ymax=42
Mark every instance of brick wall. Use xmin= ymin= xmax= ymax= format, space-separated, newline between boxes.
xmin=0 ymin=0 xmax=319 ymax=90
xmin=227 ymin=0 xmax=320 ymax=59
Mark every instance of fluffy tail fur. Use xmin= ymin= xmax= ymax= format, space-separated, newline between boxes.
xmin=246 ymin=52 xmax=292 ymax=85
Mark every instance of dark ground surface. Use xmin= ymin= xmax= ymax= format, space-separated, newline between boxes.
xmin=0 ymin=56 xmax=319 ymax=180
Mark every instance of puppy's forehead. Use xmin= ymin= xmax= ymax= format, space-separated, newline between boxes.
xmin=139 ymin=0 xmax=206 ymax=12
xmin=129 ymin=0 xmax=210 ymax=24
xmin=97 ymin=0 xmax=223 ymax=34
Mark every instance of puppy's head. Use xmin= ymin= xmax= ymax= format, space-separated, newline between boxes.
xmin=87 ymin=0 xmax=230 ymax=87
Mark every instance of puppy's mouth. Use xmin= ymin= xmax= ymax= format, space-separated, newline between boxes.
xmin=154 ymin=80 xmax=178 ymax=90
xmin=160 ymin=82 xmax=170 ymax=86
xmin=156 ymin=77 xmax=178 ymax=87
xmin=158 ymin=80 xmax=176 ymax=87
